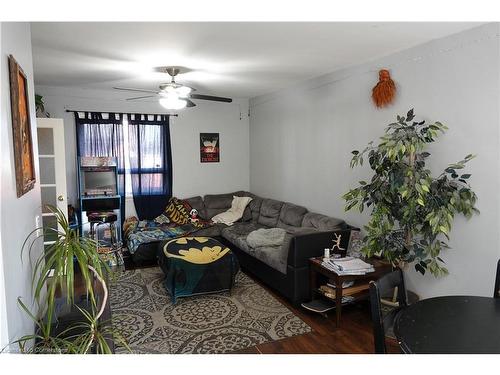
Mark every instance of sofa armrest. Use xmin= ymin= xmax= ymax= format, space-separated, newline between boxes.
xmin=287 ymin=228 xmax=354 ymax=268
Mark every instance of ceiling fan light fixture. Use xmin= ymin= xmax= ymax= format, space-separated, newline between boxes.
xmin=115 ymin=66 xmax=232 ymax=108
xmin=162 ymin=85 xmax=176 ymax=94
xmin=159 ymin=95 xmax=187 ymax=110
xmin=177 ymin=86 xmax=193 ymax=98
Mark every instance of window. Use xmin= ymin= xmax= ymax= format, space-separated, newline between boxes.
xmin=75 ymin=111 xmax=172 ymax=201
xmin=126 ymin=115 xmax=172 ymax=198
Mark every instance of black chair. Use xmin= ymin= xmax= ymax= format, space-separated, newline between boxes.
xmin=369 ymin=269 xmax=408 ymax=354
xmin=494 ymin=259 xmax=500 ymax=299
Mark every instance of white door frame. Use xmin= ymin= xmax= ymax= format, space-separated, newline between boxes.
xmin=37 ymin=118 xmax=68 ymax=233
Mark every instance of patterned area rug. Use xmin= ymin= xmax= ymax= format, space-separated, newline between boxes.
xmin=109 ymin=267 xmax=311 ymax=353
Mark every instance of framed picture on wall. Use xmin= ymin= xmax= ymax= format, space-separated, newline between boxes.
xmin=200 ymin=133 xmax=220 ymax=163
xmin=8 ymin=54 xmax=36 ymax=197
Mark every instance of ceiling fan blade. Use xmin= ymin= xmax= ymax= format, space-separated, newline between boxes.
xmin=185 ymin=99 xmax=196 ymax=108
xmin=126 ymin=95 xmax=157 ymax=101
xmin=190 ymin=94 xmax=232 ymax=103
xmin=114 ymin=87 xmax=159 ymax=94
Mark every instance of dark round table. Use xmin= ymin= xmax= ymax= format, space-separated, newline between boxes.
xmin=394 ymin=295 xmax=500 ymax=353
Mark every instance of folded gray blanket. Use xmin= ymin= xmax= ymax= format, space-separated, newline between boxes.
xmin=246 ymin=228 xmax=286 ymax=248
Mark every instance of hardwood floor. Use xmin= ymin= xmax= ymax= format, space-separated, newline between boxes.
xmin=232 ymin=273 xmax=400 ymax=354
xmin=123 ymin=253 xmax=400 ymax=354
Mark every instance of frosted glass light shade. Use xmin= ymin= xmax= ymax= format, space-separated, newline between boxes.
xmin=176 ymin=86 xmax=192 ymax=97
xmin=159 ymin=96 xmax=187 ymax=110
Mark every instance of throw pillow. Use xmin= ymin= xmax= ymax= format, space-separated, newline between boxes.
xmin=232 ymin=195 xmax=253 ymax=213
xmin=211 ymin=196 xmax=253 ymax=226
xmin=157 ymin=197 xmax=212 ymax=229
xmin=163 ymin=197 xmax=193 ymax=225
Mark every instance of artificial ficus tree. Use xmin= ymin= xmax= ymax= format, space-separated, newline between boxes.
xmin=343 ymin=109 xmax=478 ymax=277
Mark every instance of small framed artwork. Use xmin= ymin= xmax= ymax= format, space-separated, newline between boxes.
xmin=9 ymin=55 xmax=36 ymax=197
xmin=200 ymin=133 xmax=220 ymax=163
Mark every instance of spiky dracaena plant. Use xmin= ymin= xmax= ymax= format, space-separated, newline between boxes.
xmin=3 ymin=206 xmax=129 ymax=354
xmin=343 ymin=109 xmax=478 ymax=276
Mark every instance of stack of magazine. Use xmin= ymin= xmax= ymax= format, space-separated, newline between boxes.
xmin=322 ymin=256 xmax=374 ymax=275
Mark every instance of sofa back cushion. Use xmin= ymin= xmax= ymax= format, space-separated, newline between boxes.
xmin=248 ymin=195 xmax=263 ymax=221
xmin=162 ymin=197 xmax=192 ymax=225
xmin=302 ymin=212 xmax=345 ymax=231
xmin=257 ymin=199 xmax=284 ymax=227
xmin=277 ymin=203 xmax=308 ymax=229
xmin=184 ymin=196 xmax=206 ymax=219
xmin=204 ymin=191 xmax=252 ymax=220
xmin=204 ymin=193 xmax=233 ymax=219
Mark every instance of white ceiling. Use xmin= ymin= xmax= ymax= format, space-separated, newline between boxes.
xmin=31 ymin=22 xmax=483 ymax=99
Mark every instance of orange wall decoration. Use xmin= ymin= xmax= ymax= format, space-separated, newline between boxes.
xmin=372 ymin=69 xmax=396 ymax=108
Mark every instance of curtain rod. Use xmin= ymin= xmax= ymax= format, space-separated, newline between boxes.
xmin=64 ymin=109 xmax=178 ymax=117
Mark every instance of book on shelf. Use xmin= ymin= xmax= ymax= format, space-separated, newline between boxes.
xmin=317 ymin=286 xmax=356 ymax=303
xmin=327 ymin=281 xmax=355 ymax=289
xmin=319 ymin=283 xmax=369 ymax=298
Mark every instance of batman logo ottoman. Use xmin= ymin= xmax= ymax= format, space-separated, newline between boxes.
xmin=158 ymin=237 xmax=239 ymax=303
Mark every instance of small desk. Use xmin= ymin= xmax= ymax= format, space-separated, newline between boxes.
xmin=394 ymin=295 xmax=500 ymax=353
xmin=309 ymin=257 xmax=392 ymax=327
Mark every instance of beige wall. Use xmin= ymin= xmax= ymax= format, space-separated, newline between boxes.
xmin=249 ymin=23 xmax=500 ymax=298
xmin=35 ymin=86 xmax=250 ymax=208
xmin=0 ymin=22 xmax=43 ymax=351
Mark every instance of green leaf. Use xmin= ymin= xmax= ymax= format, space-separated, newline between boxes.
xmin=439 ymin=226 xmax=448 ymax=234
xmin=464 ymin=154 xmax=475 ymax=161
xmin=343 ymin=110 xmax=478 ymax=279
xmin=415 ymin=263 xmax=426 ymax=275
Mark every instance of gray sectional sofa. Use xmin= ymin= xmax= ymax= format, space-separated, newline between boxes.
xmin=174 ymin=191 xmax=355 ymax=305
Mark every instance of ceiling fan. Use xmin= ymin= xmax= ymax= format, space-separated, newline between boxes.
xmin=113 ymin=66 xmax=232 ymax=110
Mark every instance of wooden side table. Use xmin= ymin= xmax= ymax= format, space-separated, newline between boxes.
xmin=308 ymin=257 xmax=392 ymax=327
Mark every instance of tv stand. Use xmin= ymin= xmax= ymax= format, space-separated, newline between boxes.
xmin=77 ymin=157 xmax=122 ymax=243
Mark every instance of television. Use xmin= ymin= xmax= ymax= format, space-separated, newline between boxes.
xmin=82 ymin=169 xmax=116 ymax=196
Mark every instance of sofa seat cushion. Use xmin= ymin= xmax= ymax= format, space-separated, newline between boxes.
xmin=301 ymin=212 xmax=345 ymax=231
xmin=257 ymin=199 xmax=284 ymax=227
xmin=221 ymin=222 xmax=266 ymax=252
xmin=191 ymin=223 xmax=226 ymax=237
xmin=250 ymin=234 xmax=294 ymax=275
xmin=246 ymin=228 xmax=286 ymax=248
xmin=223 ymin=222 xmax=294 ymax=275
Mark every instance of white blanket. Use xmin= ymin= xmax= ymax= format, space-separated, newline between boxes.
xmin=211 ymin=196 xmax=253 ymax=226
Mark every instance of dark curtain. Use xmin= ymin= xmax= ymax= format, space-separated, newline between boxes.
xmin=75 ymin=112 xmax=126 ymax=225
xmin=127 ymin=114 xmax=172 ymax=220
